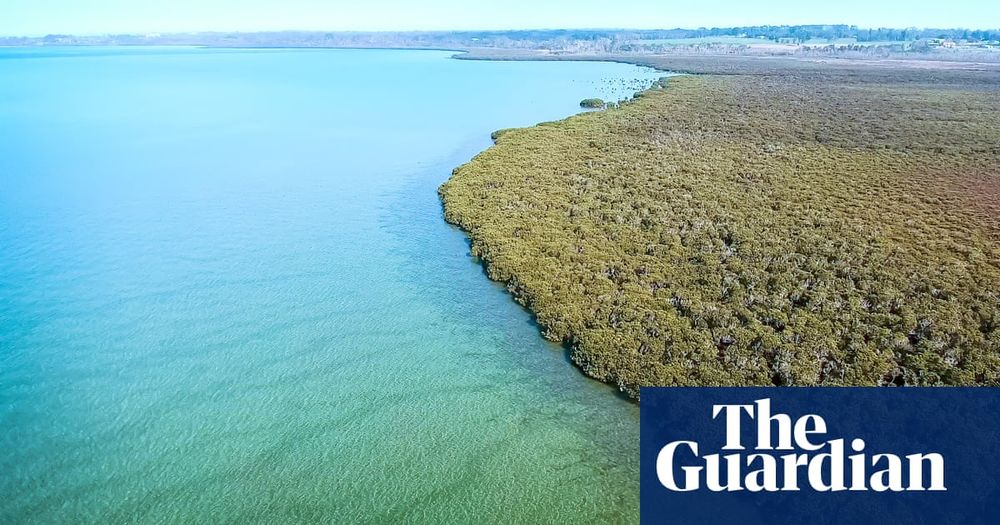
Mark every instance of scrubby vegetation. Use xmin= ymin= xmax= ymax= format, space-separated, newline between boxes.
xmin=580 ymin=98 xmax=606 ymax=109
xmin=440 ymin=59 xmax=1000 ymax=398
xmin=14 ymin=26 xmax=1000 ymax=51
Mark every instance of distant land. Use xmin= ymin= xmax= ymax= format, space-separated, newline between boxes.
xmin=3 ymin=26 xmax=1000 ymax=62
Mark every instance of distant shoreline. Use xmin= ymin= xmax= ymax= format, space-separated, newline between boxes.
xmin=453 ymin=48 xmax=1000 ymax=72
xmin=6 ymin=42 xmax=998 ymax=74
xmin=5 ymin=43 xmax=998 ymax=72
xmin=4 ymin=27 xmax=999 ymax=65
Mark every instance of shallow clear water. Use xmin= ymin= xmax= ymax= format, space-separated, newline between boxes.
xmin=0 ymin=47 xmax=660 ymax=523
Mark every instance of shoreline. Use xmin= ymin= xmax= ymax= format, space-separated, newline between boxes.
xmin=6 ymin=41 xmax=999 ymax=70
xmin=439 ymin=71 xmax=676 ymax=399
xmin=453 ymin=47 xmax=1000 ymax=72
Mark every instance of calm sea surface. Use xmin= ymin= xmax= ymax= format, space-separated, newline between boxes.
xmin=0 ymin=47 xmax=660 ymax=523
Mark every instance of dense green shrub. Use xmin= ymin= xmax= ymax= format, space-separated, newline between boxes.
xmin=441 ymin=61 xmax=1000 ymax=398
xmin=579 ymin=98 xmax=606 ymax=108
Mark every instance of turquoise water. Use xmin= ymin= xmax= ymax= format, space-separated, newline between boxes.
xmin=0 ymin=47 xmax=660 ymax=523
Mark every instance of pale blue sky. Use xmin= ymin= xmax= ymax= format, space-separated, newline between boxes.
xmin=3 ymin=0 xmax=998 ymax=36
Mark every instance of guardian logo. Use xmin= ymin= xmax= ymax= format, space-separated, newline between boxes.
xmin=640 ymin=388 xmax=998 ymax=525
xmin=656 ymin=399 xmax=946 ymax=493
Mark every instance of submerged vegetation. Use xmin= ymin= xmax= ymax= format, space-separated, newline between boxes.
xmin=440 ymin=58 xmax=1000 ymax=397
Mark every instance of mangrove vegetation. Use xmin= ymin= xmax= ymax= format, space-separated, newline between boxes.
xmin=440 ymin=58 xmax=1000 ymax=398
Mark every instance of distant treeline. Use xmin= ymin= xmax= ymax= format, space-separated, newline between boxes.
xmin=630 ymin=25 xmax=1000 ymax=42
xmin=3 ymin=26 xmax=999 ymax=49
xmin=454 ymin=26 xmax=1000 ymax=43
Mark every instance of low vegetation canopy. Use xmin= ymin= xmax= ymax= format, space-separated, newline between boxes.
xmin=440 ymin=58 xmax=1000 ymax=397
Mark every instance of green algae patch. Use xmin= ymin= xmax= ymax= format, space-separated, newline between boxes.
xmin=440 ymin=66 xmax=1000 ymax=398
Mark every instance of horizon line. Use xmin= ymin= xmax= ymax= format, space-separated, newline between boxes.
xmin=4 ymin=25 xmax=1000 ymax=40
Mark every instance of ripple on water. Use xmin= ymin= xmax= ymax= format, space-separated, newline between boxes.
xmin=0 ymin=47 xmax=660 ymax=523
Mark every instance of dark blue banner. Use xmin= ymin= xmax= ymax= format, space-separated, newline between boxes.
xmin=640 ymin=388 xmax=999 ymax=525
